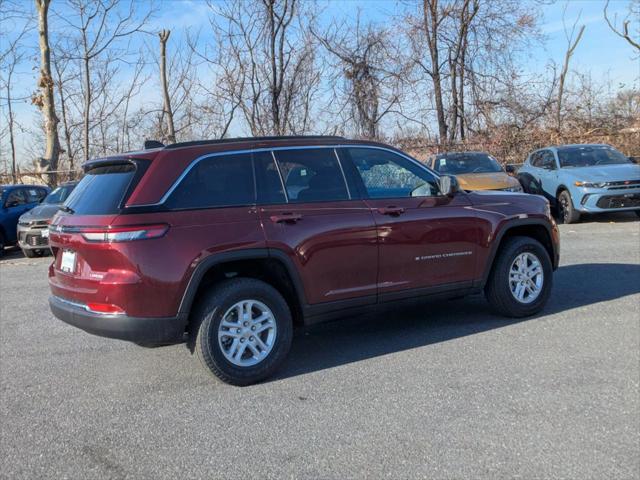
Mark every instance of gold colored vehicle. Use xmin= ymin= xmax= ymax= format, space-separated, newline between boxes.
xmin=426 ymin=152 xmax=523 ymax=192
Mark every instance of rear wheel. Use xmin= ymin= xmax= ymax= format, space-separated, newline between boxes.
xmin=558 ymin=190 xmax=580 ymax=224
xmin=485 ymin=236 xmax=553 ymax=317
xmin=192 ymin=278 xmax=293 ymax=386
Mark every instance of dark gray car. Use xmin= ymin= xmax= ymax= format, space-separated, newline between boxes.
xmin=17 ymin=182 xmax=77 ymax=257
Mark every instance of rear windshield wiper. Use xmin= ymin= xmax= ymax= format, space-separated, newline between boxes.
xmin=58 ymin=205 xmax=75 ymax=214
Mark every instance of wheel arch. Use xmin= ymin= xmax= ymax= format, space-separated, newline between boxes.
xmin=178 ymin=249 xmax=306 ymax=331
xmin=481 ymin=219 xmax=557 ymax=288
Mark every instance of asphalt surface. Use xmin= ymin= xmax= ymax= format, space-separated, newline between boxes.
xmin=1 ymin=212 xmax=639 ymax=479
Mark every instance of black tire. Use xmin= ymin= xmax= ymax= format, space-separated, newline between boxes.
xmin=192 ymin=278 xmax=293 ymax=386
xmin=557 ymin=190 xmax=580 ymax=224
xmin=0 ymin=232 xmax=5 ymax=258
xmin=635 ymin=210 xmax=640 ymax=218
xmin=485 ymin=236 xmax=553 ymax=318
xmin=22 ymin=249 xmax=41 ymax=258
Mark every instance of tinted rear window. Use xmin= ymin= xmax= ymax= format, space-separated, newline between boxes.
xmin=64 ymin=164 xmax=136 ymax=214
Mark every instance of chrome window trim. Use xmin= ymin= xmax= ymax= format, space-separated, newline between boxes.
xmin=270 ymin=150 xmax=289 ymax=203
xmin=133 ymin=144 xmax=438 ymax=207
xmin=333 ymin=148 xmax=352 ymax=199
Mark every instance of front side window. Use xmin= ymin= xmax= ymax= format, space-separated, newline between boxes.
xmin=345 ymin=148 xmax=440 ymax=198
xmin=433 ymin=153 xmax=502 ymax=175
xmin=558 ymin=145 xmax=632 ymax=168
xmin=273 ymin=148 xmax=349 ymax=203
xmin=166 ymin=153 xmax=255 ymax=210
xmin=540 ymin=151 xmax=557 ymax=170
xmin=5 ymin=189 xmax=27 ymax=207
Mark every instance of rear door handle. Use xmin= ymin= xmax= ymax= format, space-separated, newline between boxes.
xmin=377 ymin=206 xmax=405 ymax=216
xmin=270 ymin=213 xmax=303 ymax=224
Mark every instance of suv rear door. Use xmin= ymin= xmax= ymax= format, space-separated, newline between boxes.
xmin=339 ymin=147 xmax=478 ymax=300
xmin=257 ymin=148 xmax=378 ymax=307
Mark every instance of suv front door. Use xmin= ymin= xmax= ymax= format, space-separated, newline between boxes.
xmin=257 ymin=148 xmax=378 ymax=308
xmin=2 ymin=189 xmax=30 ymax=243
xmin=340 ymin=147 xmax=478 ymax=300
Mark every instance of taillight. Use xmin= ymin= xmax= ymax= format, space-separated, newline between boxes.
xmin=80 ymin=224 xmax=169 ymax=243
xmin=86 ymin=302 xmax=125 ymax=315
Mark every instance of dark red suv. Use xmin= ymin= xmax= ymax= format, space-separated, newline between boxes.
xmin=48 ymin=136 xmax=559 ymax=385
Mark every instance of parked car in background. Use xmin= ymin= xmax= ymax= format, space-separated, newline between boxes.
xmin=0 ymin=184 xmax=50 ymax=257
xmin=518 ymin=144 xmax=640 ymax=223
xmin=47 ymin=136 xmax=558 ymax=385
xmin=426 ymin=152 xmax=523 ymax=192
xmin=17 ymin=182 xmax=78 ymax=258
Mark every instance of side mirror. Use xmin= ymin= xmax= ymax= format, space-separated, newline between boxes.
xmin=439 ymin=175 xmax=461 ymax=197
xmin=505 ymin=164 xmax=517 ymax=174
xmin=5 ymin=200 xmax=19 ymax=208
xmin=629 ymin=156 xmax=638 ymax=164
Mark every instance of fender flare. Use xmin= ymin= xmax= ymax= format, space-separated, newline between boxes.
xmin=177 ymin=248 xmax=307 ymax=316
xmin=479 ymin=218 xmax=558 ymax=287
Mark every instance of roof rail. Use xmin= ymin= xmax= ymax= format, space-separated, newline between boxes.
xmin=163 ymin=135 xmax=346 ymax=150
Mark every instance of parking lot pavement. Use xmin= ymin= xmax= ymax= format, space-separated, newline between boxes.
xmin=1 ymin=213 xmax=639 ymax=479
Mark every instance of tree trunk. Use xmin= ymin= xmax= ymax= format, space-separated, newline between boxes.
xmin=83 ymin=54 xmax=91 ymax=161
xmin=6 ymin=75 xmax=17 ymax=183
xmin=557 ymin=25 xmax=585 ymax=132
xmin=159 ymin=29 xmax=176 ymax=143
xmin=423 ymin=0 xmax=447 ymax=144
xmin=35 ymin=0 xmax=60 ymax=187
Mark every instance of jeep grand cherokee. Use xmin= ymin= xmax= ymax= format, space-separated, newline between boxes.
xmin=48 ymin=136 xmax=559 ymax=385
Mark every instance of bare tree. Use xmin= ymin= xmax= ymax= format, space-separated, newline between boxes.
xmin=57 ymin=0 xmax=152 ymax=160
xmin=33 ymin=0 xmax=61 ymax=186
xmin=0 ymin=13 xmax=30 ymax=182
xmin=203 ymin=0 xmax=320 ymax=136
xmin=604 ymin=0 xmax=640 ymax=52
xmin=314 ymin=16 xmax=401 ymax=139
xmin=159 ymin=29 xmax=176 ymax=143
xmin=556 ymin=7 xmax=585 ymax=132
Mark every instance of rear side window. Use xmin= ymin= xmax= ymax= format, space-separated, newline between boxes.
xmin=273 ymin=148 xmax=349 ymax=203
xmin=65 ymin=164 xmax=136 ymax=214
xmin=165 ymin=153 xmax=255 ymax=210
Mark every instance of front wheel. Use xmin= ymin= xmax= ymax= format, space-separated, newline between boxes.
xmin=485 ymin=236 xmax=553 ymax=317
xmin=192 ymin=278 xmax=293 ymax=386
xmin=558 ymin=190 xmax=580 ymax=224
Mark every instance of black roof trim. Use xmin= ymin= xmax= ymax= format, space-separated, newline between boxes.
xmin=162 ymin=135 xmax=346 ymax=150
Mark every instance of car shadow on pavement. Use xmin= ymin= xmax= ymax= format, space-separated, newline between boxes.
xmin=274 ymin=263 xmax=640 ymax=382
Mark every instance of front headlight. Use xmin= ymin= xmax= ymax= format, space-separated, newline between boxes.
xmin=504 ymin=185 xmax=523 ymax=192
xmin=575 ymin=181 xmax=606 ymax=188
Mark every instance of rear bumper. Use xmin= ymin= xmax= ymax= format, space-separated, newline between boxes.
xmin=49 ymin=295 xmax=186 ymax=345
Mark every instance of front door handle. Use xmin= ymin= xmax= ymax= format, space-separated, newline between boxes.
xmin=270 ymin=213 xmax=303 ymax=224
xmin=377 ymin=206 xmax=405 ymax=216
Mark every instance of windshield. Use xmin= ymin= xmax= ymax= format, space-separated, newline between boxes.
xmin=557 ymin=146 xmax=632 ymax=168
xmin=44 ymin=184 xmax=75 ymax=204
xmin=433 ymin=153 xmax=503 ymax=174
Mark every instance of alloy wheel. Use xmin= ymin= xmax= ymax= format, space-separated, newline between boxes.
xmin=217 ymin=299 xmax=277 ymax=367
xmin=508 ymin=252 xmax=544 ymax=304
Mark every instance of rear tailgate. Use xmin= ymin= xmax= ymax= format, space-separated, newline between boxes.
xmin=48 ymin=159 xmax=149 ymax=312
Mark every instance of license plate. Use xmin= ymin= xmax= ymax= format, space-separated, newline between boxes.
xmin=42 ymin=229 xmax=49 ymax=238
xmin=60 ymin=250 xmax=76 ymax=273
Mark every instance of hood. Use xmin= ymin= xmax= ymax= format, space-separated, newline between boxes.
xmin=19 ymin=203 xmax=61 ymax=222
xmin=456 ymin=172 xmax=519 ymax=191
xmin=561 ymin=163 xmax=640 ymax=182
